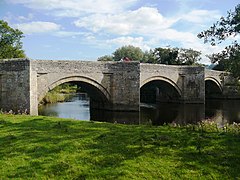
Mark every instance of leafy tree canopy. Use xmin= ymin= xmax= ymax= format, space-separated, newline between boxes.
xmin=113 ymin=45 xmax=144 ymax=61
xmin=97 ymin=55 xmax=113 ymax=61
xmin=146 ymin=47 xmax=201 ymax=65
xmin=97 ymin=45 xmax=201 ymax=66
xmin=198 ymin=4 xmax=240 ymax=46
xmin=198 ymin=4 xmax=240 ymax=78
xmin=0 ymin=20 xmax=25 ymax=59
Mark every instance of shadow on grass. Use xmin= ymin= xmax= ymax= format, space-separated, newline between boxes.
xmin=0 ymin=115 xmax=240 ymax=179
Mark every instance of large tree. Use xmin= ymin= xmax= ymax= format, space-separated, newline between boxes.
xmin=97 ymin=55 xmax=113 ymax=61
xmin=176 ymin=48 xmax=202 ymax=65
xmin=0 ymin=20 xmax=25 ymax=59
xmin=97 ymin=45 xmax=201 ymax=65
xmin=198 ymin=4 xmax=240 ymax=78
xmin=146 ymin=47 xmax=201 ymax=65
xmin=152 ymin=47 xmax=178 ymax=64
xmin=113 ymin=45 xmax=144 ymax=61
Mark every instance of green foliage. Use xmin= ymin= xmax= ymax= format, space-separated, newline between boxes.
xmin=208 ymin=42 xmax=240 ymax=78
xmin=145 ymin=47 xmax=201 ymax=65
xmin=176 ymin=48 xmax=202 ymax=65
xmin=97 ymin=45 xmax=201 ymax=65
xmin=113 ymin=45 xmax=144 ymax=61
xmin=41 ymin=83 xmax=78 ymax=104
xmin=97 ymin=55 xmax=113 ymax=61
xmin=198 ymin=4 xmax=240 ymax=45
xmin=198 ymin=4 xmax=240 ymax=78
xmin=153 ymin=47 xmax=179 ymax=64
xmin=142 ymin=49 xmax=156 ymax=63
xmin=0 ymin=20 xmax=25 ymax=59
xmin=0 ymin=115 xmax=240 ymax=179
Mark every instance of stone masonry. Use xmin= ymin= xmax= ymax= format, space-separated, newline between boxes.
xmin=0 ymin=58 xmax=239 ymax=115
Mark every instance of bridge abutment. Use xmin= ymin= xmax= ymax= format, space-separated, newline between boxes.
xmin=0 ymin=59 xmax=38 ymax=115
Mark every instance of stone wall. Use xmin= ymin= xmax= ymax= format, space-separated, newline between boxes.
xmin=32 ymin=60 xmax=140 ymax=112
xmin=1 ymin=58 xmax=239 ymax=115
xmin=140 ymin=64 xmax=205 ymax=103
xmin=205 ymin=69 xmax=240 ymax=99
xmin=0 ymin=59 xmax=32 ymax=113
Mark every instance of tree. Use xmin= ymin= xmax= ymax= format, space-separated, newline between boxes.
xmin=153 ymin=47 xmax=178 ymax=64
xmin=198 ymin=4 xmax=240 ymax=78
xmin=96 ymin=45 xmax=201 ymax=65
xmin=198 ymin=4 xmax=240 ymax=46
xmin=142 ymin=49 xmax=156 ymax=63
xmin=0 ymin=20 xmax=25 ymax=59
xmin=148 ymin=47 xmax=201 ymax=65
xmin=97 ymin=55 xmax=113 ymax=61
xmin=113 ymin=45 xmax=144 ymax=61
xmin=176 ymin=48 xmax=202 ymax=65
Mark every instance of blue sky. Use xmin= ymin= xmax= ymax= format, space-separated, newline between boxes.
xmin=0 ymin=0 xmax=239 ymax=64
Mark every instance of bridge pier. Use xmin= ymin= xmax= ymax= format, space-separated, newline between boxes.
xmin=178 ymin=66 xmax=205 ymax=103
xmin=90 ymin=62 xmax=140 ymax=111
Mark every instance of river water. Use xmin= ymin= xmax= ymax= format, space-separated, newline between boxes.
xmin=39 ymin=94 xmax=240 ymax=125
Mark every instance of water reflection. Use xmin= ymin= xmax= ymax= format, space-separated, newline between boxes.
xmin=39 ymin=95 xmax=90 ymax=120
xmin=39 ymin=94 xmax=240 ymax=125
xmin=206 ymin=100 xmax=240 ymax=125
xmin=140 ymin=103 xmax=205 ymax=125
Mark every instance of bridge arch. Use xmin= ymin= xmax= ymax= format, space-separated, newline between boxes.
xmin=38 ymin=76 xmax=111 ymax=104
xmin=140 ymin=76 xmax=182 ymax=103
xmin=205 ymin=77 xmax=223 ymax=98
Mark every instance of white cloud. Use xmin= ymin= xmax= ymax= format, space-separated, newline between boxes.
xmin=106 ymin=36 xmax=151 ymax=50
xmin=17 ymin=13 xmax=34 ymax=22
xmin=54 ymin=31 xmax=86 ymax=37
xmin=15 ymin=21 xmax=61 ymax=34
xmin=9 ymin=0 xmax=137 ymax=17
xmin=8 ymin=0 xmax=230 ymax=64
xmin=181 ymin=10 xmax=221 ymax=24
xmin=74 ymin=7 xmax=177 ymax=35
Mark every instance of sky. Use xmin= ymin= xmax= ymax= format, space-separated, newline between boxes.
xmin=0 ymin=0 xmax=239 ymax=64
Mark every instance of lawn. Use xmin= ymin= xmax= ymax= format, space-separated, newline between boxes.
xmin=0 ymin=114 xmax=240 ymax=179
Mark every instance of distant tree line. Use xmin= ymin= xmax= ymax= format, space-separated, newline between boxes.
xmin=97 ymin=45 xmax=202 ymax=66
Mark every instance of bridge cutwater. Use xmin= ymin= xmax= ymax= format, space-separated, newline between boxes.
xmin=0 ymin=58 xmax=239 ymax=115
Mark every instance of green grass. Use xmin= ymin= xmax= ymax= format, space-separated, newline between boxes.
xmin=0 ymin=114 xmax=240 ymax=179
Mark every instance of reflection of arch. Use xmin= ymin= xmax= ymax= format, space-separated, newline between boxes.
xmin=141 ymin=76 xmax=182 ymax=96
xmin=39 ymin=76 xmax=111 ymax=102
xmin=205 ymin=77 xmax=223 ymax=92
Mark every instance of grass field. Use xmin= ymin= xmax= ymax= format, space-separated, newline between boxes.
xmin=0 ymin=114 xmax=240 ymax=179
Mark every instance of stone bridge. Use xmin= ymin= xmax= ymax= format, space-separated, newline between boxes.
xmin=0 ymin=59 xmax=239 ymax=115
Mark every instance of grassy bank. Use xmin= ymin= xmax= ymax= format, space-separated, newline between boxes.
xmin=41 ymin=91 xmax=71 ymax=104
xmin=0 ymin=114 xmax=240 ymax=179
xmin=41 ymin=83 xmax=78 ymax=104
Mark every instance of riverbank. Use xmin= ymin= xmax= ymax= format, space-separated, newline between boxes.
xmin=0 ymin=114 xmax=240 ymax=179
xmin=40 ymin=83 xmax=78 ymax=104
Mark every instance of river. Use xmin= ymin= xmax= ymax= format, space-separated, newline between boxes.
xmin=39 ymin=93 xmax=240 ymax=125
